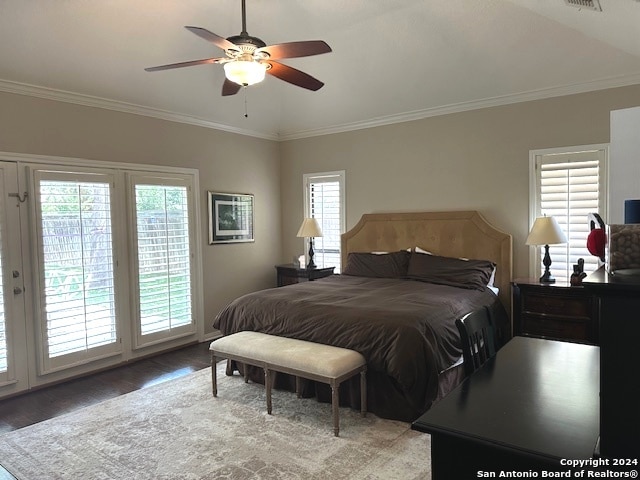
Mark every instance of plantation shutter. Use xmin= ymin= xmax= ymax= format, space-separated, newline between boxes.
xmin=130 ymin=174 xmax=195 ymax=347
xmin=535 ymin=150 xmax=606 ymax=283
xmin=305 ymin=172 xmax=345 ymax=272
xmin=33 ymin=170 xmax=120 ymax=372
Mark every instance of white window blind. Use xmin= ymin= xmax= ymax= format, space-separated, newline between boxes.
xmin=533 ymin=147 xmax=607 ymax=283
xmin=134 ymin=182 xmax=193 ymax=340
xmin=35 ymin=172 xmax=119 ymax=368
xmin=304 ymin=171 xmax=345 ymax=272
xmin=22 ymin=162 xmax=201 ymax=379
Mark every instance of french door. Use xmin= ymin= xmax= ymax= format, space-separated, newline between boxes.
xmin=31 ymin=168 xmax=122 ymax=373
xmin=0 ymin=161 xmax=29 ymax=395
xmin=0 ymin=156 xmax=201 ymax=397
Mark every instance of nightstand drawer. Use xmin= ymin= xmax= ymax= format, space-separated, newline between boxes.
xmin=522 ymin=292 xmax=591 ymax=317
xmin=521 ymin=315 xmax=591 ymax=342
xmin=512 ymin=279 xmax=599 ymax=345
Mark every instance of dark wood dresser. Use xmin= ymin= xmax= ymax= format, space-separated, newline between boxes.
xmin=512 ymin=278 xmax=599 ymax=345
xmin=583 ymin=267 xmax=640 ymax=458
xmin=275 ymin=264 xmax=335 ymax=287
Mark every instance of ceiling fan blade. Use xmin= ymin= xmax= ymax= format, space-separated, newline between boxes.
xmin=145 ymin=57 xmax=223 ymax=72
xmin=185 ymin=26 xmax=238 ymax=51
xmin=257 ymin=40 xmax=331 ymax=60
xmin=222 ymin=78 xmax=242 ymax=96
xmin=265 ymin=61 xmax=324 ymax=91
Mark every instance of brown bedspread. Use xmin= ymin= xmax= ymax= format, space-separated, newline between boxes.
xmin=213 ymin=274 xmax=507 ymax=421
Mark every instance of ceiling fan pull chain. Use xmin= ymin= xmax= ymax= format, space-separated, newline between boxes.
xmin=244 ymin=87 xmax=249 ymax=118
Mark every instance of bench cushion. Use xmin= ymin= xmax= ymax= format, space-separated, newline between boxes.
xmin=210 ymin=331 xmax=365 ymax=379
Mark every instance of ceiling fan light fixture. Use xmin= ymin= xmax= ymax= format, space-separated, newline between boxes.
xmin=224 ymin=60 xmax=267 ymax=86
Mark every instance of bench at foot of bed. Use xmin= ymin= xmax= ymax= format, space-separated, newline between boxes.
xmin=209 ymin=331 xmax=367 ymax=437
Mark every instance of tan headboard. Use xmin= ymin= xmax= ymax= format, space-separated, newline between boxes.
xmin=341 ymin=211 xmax=513 ymax=316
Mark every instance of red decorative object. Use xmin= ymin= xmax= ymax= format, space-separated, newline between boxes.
xmin=587 ymin=212 xmax=606 ymax=262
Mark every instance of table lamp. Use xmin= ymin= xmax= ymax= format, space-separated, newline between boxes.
xmin=526 ymin=216 xmax=567 ymax=284
xmin=297 ymin=217 xmax=323 ymax=269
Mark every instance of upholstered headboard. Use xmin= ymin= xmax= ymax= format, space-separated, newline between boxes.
xmin=341 ymin=211 xmax=513 ymax=316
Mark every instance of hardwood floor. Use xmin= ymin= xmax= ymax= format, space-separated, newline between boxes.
xmin=0 ymin=341 xmax=212 ymax=479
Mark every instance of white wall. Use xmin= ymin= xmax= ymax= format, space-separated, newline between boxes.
xmin=610 ymin=106 xmax=640 ymax=224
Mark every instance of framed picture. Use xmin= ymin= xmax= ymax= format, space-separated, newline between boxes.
xmin=208 ymin=192 xmax=254 ymax=244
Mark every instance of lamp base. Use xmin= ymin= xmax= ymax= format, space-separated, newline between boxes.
xmin=540 ymin=244 xmax=555 ymax=283
xmin=307 ymin=237 xmax=316 ymax=269
xmin=539 ymin=271 xmax=556 ymax=284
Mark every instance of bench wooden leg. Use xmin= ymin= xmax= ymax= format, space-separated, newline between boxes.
xmin=360 ymin=368 xmax=367 ymax=417
xmin=265 ymin=367 xmax=273 ymax=415
xmin=295 ymin=376 xmax=301 ymax=398
xmin=331 ymin=381 xmax=340 ymax=437
xmin=211 ymin=353 xmax=218 ymax=397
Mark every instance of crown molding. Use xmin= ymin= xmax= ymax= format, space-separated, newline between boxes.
xmin=0 ymin=79 xmax=279 ymax=141
xmin=276 ymin=73 xmax=640 ymax=141
xmin=2 ymin=74 xmax=640 ymax=143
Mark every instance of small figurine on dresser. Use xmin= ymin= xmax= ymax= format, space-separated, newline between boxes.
xmin=571 ymin=258 xmax=587 ymax=286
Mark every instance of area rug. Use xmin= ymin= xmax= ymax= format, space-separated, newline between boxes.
xmin=0 ymin=364 xmax=431 ymax=479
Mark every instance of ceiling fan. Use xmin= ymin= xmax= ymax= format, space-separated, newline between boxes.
xmin=145 ymin=0 xmax=332 ymax=96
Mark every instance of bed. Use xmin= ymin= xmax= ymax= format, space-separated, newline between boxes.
xmin=213 ymin=211 xmax=513 ymax=422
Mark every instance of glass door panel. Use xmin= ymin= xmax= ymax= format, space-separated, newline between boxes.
xmin=33 ymin=169 xmax=120 ymax=373
xmin=129 ymin=174 xmax=195 ymax=348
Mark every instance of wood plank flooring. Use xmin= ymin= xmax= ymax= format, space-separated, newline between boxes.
xmin=0 ymin=342 xmax=212 ymax=432
xmin=0 ymin=342 xmax=212 ymax=479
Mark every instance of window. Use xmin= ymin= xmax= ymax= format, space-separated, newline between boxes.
xmin=303 ymin=171 xmax=345 ymax=272
xmin=530 ymin=145 xmax=608 ymax=283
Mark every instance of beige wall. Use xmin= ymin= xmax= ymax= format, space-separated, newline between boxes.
xmin=0 ymin=91 xmax=281 ymax=337
xmin=3 ymin=84 xmax=640 ymax=338
xmin=280 ymin=84 xmax=640 ymax=279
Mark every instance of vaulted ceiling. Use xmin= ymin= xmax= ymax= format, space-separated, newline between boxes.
xmin=1 ymin=0 xmax=639 ymax=141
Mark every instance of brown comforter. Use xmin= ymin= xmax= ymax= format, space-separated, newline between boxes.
xmin=213 ymin=274 xmax=507 ymax=421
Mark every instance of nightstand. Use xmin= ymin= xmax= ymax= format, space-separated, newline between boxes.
xmin=275 ymin=264 xmax=335 ymax=287
xmin=512 ymin=278 xmax=599 ymax=345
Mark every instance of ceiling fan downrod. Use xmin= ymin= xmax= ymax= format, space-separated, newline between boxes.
xmin=240 ymin=0 xmax=248 ymax=37
xmin=226 ymin=0 xmax=266 ymax=50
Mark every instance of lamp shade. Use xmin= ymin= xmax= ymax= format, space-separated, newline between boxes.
xmin=296 ymin=217 xmax=323 ymax=238
xmin=525 ymin=216 xmax=567 ymax=246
